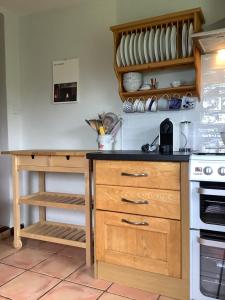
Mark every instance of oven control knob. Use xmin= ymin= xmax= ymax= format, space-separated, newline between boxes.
xmin=218 ymin=167 xmax=225 ymax=176
xmin=203 ymin=166 xmax=213 ymax=175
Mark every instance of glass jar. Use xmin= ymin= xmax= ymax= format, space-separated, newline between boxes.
xmin=179 ymin=121 xmax=193 ymax=152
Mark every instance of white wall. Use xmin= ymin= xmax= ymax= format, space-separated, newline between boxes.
xmin=2 ymin=0 xmax=225 ymax=226
xmin=19 ymin=0 xmax=121 ymax=150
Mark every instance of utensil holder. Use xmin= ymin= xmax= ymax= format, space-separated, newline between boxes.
xmin=97 ymin=135 xmax=115 ymax=150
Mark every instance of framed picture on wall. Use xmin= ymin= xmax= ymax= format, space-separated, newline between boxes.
xmin=52 ymin=58 xmax=79 ymax=104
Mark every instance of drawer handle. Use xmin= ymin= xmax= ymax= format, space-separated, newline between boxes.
xmin=121 ymin=172 xmax=148 ymax=177
xmin=121 ymin=218 xmax=149 ymax=226
xmin=121 ymin=198 xmax=149 ymax=205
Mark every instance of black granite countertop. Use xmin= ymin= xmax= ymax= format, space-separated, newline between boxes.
xmin=86 ymin=150 xmax=190 ymax=162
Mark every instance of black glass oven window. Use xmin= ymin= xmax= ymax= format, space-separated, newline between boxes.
xmin=200 ymin=182 xmax=225 ymax=226
xmin=200 ymin=231 xmax=225 ymax=299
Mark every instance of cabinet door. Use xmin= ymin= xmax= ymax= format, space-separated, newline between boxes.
xmin=96 ymin=211 xmax=181 ymax=278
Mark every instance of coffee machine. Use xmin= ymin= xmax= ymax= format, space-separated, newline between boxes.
xmin=159 ymin=118 xmax=173 ymax=154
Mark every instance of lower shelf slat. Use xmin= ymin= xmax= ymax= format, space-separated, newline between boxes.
xmin=20 ymin=221 xmax=86 ymax=248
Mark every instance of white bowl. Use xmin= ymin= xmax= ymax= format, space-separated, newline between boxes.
xmin=123 ymin=72 xmax=142 ymax=80
xmin=123 ymin=72 xmax=142 ymax=92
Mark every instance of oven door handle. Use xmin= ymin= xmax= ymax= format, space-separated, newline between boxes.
xmin=198 ymin=237 xmax=225 ymax=249
xmin=198 ymin=187 xmax=225 ymax=197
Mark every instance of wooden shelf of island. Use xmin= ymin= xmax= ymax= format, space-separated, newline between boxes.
xmin=120 ymin=85 xmax=197 ymax=101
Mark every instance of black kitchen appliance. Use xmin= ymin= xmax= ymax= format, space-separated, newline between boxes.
xmin=159 ymin=118 xmax=173 ymax=154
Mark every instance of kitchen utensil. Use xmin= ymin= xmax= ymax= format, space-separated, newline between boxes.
xmin=159 ymin=118 xmax=173 ymax=154
xmin=165 ymin=26 xmax=171 ymax=60
xmin=169 ymin=98 xmax=182 ymax=110
xmin=138 ymin=31 xmax=145 ymax=64
xmin=123 ymin=72 xmax=142 ymax=92
xmin=182 ymin=23 xmax=188 ymax=57
xmin=123 ymin=99 xmax=133 ymax=113
xmin=154 ymin=28 xmax=161 ymax=62
xmin=129 ymin=33 xmax=136 ymax=65
xmin=110 ymin=118 xmax=122 ymax=137
xmin=171 ymin=25 xmax=177 ymax=59
xmin=134 ymin=32 xmax=140 ymax=64
xmin=160 ymin=27 xmax=166 ymax=61
xmin=124 ymin=34 xmax=131 ymax=66
xmin=116 ymin=46 xmax=122 ymax=67
xmin=179 ymin=121 xmax=193 ymax=152
xmin=170 ymin=80 xmax=182 ymax=87
xmin=102 ymin=112 xmax=118 ymax=134
xmin=143 ymin=30 xmax=150 ymax=63
xmin=149 ymin=28 xmax=155 ymax=62
xmin=97 ymin=134 xmax=115 ymax=150
xmin=120 ymin=34 xmax=126 ymax=66
xmin=158 ymin=95 xmax=169 ymax=110
xmin=188 ymin=23 xmax=193 ymax=56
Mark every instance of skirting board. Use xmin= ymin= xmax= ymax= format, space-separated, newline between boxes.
xmin=97 ymin=261 xmax=187 ymax=300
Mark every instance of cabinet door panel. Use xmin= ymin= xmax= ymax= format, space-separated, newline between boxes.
xmin=96 ymin=211 xmax=181 ymax=278
xmin=95 ymin=161 xmax=180 ymax=190
xmin=96 ymin=185 xmax=180 ymax=219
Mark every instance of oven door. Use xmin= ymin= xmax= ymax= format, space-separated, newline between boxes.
xmin=190 ymin=181 xmax=225 ymax=232
xmin=191 ymin=230 xmax=225 ymax=300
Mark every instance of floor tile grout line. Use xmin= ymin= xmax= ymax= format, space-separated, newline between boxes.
xmin=36 ymin=278 xmax=63 ymax=300
xmin=62 ymin=262 xmax=86 ymax=281
xmin=99 ymin=291 xmax=131 ymax=300
xmin=0 ymin=268 xmax=27 ymax=288
xmin=63 ymin=278 xmax=112 ymax=292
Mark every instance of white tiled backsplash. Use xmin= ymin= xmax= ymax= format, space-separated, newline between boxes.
xmin=121 ymin=53 xmax=225 ymax=152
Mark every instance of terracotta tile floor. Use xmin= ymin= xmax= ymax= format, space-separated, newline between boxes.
xmin=0 ymin=238 xmax=177 ymax=300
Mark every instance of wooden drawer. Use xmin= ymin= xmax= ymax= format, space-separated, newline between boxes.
xmin=96 ymin=185 xmax=180 ymax=220
xmin=50 ymin=156 xmax=87 ymax=169
xmin=96 ymin=210 xmax=181 ymax=278
xmin=17 ymin=155 xmax=49 ymax=167
xmin=95 ymin=161 xmax=180 ymax=190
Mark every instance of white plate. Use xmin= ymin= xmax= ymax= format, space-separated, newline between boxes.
xmin=133 ymin=33 xmax=140 ymax=64
xmin=160 ymin=27 xmax=166 ymax=61
xmin=143 ymin=30 xmax=150 ymax=64
xmin=188 ymin=23 xmax=194 ymax=56
xmin=154 ymin=28 xmax=161 ymax=62
xmin=129 ymin=33 xmax=136 ymax=65
xmin=149 ymin=28 xmax=155 ymax=62
xmin=171 ymin=25 xmax=177 ymax=60
xmin=138 ymin=31 xmax=145 ymax=64
xmin=124 ymin=34 xmax=131 ymax=66
xmin=116 ymin=46 xmax=122 ymax=67
xmin=165 ymin=26 xmax=171 ymax=60
xmin=120 ymin=35 xmax=126 ymax=66
xmin=182 ymin=23 xmax=188 ymax=58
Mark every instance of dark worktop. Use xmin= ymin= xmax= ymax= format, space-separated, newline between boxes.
xmin=86 ymin=150 xmax=190 ymax=162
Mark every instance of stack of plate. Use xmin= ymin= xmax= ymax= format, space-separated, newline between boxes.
xmin=116 ymin=22 xmax=194 ymax=67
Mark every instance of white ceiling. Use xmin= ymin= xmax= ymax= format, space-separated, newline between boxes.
xmin=0 ymin=0 xmax=84 ymax=15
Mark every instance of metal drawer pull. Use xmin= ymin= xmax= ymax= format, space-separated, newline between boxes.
xmin=121 ymin=172 xmax=148 ymax=177
xmin=121 ymin=198 xmax=149 ymax=205
xmin=121 ymin=218 xmax=149 ymax=226
xmin=198 ymin=188 xmax=225 ymax=197
xmin=198 ymin=237 xmax=225 ymax=249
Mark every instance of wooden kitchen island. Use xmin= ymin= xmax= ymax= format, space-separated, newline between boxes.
xmin=87 ymin=151 xmax=190 ymax=300
xmin=3 ymin=150 xmax=93 ymax=266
